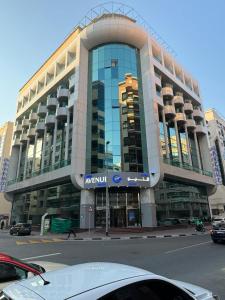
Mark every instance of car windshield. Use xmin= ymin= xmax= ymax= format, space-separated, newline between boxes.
xmin=5 ymin=255 xmax=41 ymax=272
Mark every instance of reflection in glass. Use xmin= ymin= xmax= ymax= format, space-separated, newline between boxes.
xmin=88 ymin=43 xmax=144 ymax=173
xmin=155 ymin=180 xmax=210 ymax=223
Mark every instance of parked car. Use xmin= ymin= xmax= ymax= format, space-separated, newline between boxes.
xmin=1 ymin=262 xmax=219 ymax=299
xmin=9 ymin=223 xmax=31 ymax=236
xmin=211 ymin=223 xmax=225 ymax=243
xmin=212 ymin=217 xmax=225 ymax=227
xmin=0 ymin=253 xmax=45 ymax=290
xmin=0 ymin=253 xmax=67 ymax=291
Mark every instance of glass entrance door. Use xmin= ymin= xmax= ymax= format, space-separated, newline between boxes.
xmin=95 ymin=188 xmax=141 ymax=228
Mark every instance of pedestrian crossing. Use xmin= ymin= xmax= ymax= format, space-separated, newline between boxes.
xmin=16 ymin=238 xmax=65 ymax=245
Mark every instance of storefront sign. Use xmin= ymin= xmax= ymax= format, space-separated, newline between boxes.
xmin=84 ymin=172 xmax=150 ymax=189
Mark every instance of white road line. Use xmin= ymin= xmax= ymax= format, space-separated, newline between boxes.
xmin=21 ymin=253 xmax=61 ymax=260
xmin=165 ymin=241 xmax=211 ymax=254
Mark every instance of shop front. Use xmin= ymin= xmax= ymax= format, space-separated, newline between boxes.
xmin=95 ymin=188 xmax=141 ymax=228
xmin=84 ymin=172 xmax=150 ymax=228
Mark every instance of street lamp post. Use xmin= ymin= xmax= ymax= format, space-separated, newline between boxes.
xmin=105 ymin=140 xmax=110 ymax=237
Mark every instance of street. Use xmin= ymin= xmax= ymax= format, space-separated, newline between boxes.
xmin=1 ymin=232 xmax=225 ymax=298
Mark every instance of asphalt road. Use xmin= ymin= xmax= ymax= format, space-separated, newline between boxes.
xmin=1 ymin=232 xmax=225 ymax=298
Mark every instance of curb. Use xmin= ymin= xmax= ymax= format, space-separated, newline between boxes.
xmin=65 ymin=232 xmax=208 ymax=242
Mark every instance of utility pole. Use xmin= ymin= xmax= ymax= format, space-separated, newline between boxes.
xmin=105 ymin=140 xmax=110 ymax=236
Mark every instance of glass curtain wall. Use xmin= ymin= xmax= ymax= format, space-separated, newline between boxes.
xmin=87 ymin=43 xmax=146 ymax=173
xmin=155 ymin=180 xmax=210 ymax=225
xmin=11 ymin=182 xmax=80 ymax=225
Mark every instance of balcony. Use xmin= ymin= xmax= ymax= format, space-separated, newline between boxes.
xmin=14 ymin=124 xmax=22 ymax=133
xmin=45 ymin=114 xmax=56 ymax=126
xmin=56 ymin=107 xmax=67 ymax=120
xmin=57 ymin=87 xmax=69 ymax=100
xmin=161 ymin=86 xmax=173 ymax=99
xmin=173 ymin=94 xmax=184 ymax=106
xmin=29 ymin=112 xmax=38 ymax=123
xmin=186 ymin=119 xmax=196 ymax=130
xmin=27 ymin=127 xmax=36 ymax=138
xmin=68 ymin=95 xmax=75 ymax=107
xmin=155 ymin=74 xmax=161 ymax=87
xmin=184 ymin=102 xmax=193 ymax=113
xmin=175 ymin=112 xmax=186 ymax=124
xmin=163 ymin=158 xmax=212 ymax=177
xmin=20 ymin=133 xmax=28 ymax=143
xmin=37 ymin=104 xmax=47 ymax=117
xmin=193 ymin=108 xmax=204 ymax=119
xmin=12 ymin=138 xmax=21 ymax=147
xmin=127 ymin=112 xmax=135 ymax=120
xmin=126 ymin=98 xmax=133 ymax=106
xmin=36 ymin=121 xmax=45 ymax=134
xmin=47 ymin=96 xmax=57 ymax=108
xmin=7 ymin=159 xmax=71 ymax=186
xmin=22 ymin=119 xmax=29 ymax=128
xmin=195 ymin=124 xmax=207 ymax=135
xmin=164 ymin=105 xmax=176 ymax=118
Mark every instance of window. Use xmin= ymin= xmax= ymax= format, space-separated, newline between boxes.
xmin=98 ymin=279 xmax=193 ymax=300
xmin=111 ymin=59 xmax=118 ymax=67
xmin=0 ymin=263 xmax=28 ymax=283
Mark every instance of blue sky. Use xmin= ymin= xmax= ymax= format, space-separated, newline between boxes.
xmin=0 ymin=0 xmax=225 ymax=124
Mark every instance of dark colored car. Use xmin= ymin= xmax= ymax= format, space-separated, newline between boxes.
xmin=210 ymin=223 xmax=225 ymax=243
xmin=9 ymin=223 xmax=31 ymax=236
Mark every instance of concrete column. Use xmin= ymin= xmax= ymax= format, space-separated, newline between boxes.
xmin=80 ymin=190 xmax=95 ymax=229
xmin=32 ymin=134 xmax=38 ymax=173
xmin=64 ymin=111 xmax=70 ymax=162
xmin=162 ymin=110 xmax=170 ymax=159
xmin=184 ymin=125 xmax=192 ymax=166
xmin=8 ymin=147 xmax=20 ymax=181
xmin=41 ymin=128 xmax=47 ymax=170
xmin=52 ymin=119 xmax=58 ymax=166
xmin=174 ymin=121 xmax=182 ymax=163
xmin=23 ymin=139 xmax=30 ymax=180
xmin=140 ymin=188 xmax=157 ymax=227
xmin=16 ymin=144 xmax=23 ymax=179
xmin=194 ymin=131 xmax=202 ymax=170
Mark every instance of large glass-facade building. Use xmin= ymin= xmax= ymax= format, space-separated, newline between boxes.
xmin=6 ymin=4 xmax=215 ymax=229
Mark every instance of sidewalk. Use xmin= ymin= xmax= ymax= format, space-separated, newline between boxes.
xmin=19 ymin=226 xmax=211 ymax=241
xmin=0 ymin=225 xmax=210 ymax=242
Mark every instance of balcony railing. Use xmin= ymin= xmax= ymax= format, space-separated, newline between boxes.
xmin=163 ymin=158 xmax=213 ymax=177
xmin=7 ymin=159 xmax=71 ymax=186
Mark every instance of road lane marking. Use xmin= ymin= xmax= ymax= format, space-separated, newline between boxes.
xmin=52 ymin=238 xmax=64 ymax=242
xmin=41 ymin=239 xmax=53 ymax=243
xmin=165 ymin=241 xmax=211 ymax=254
xmin=16 ymin=241 xmax=28 ymax=245
xmin=21 ymin=253 xmax=61 ymax=260
xmin=29 ymin=240 xmax=41 ymax=244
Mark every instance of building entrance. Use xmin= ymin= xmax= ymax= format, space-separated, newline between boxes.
xmin=95 ymin=188 xmax=141 ymax=228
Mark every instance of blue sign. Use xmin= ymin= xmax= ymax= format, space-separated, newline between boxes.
xmin=84 ymin=172 xmax=150 ymax=189
xmin=112 ymin=175 xmax=122 ymax=184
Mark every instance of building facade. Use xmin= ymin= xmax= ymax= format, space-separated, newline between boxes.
xmin=6 ymin=4 xmax=215 ymax=228
xmin=0 ymin=121 xmax=13 ymax=221
xmin=205 ymin=108 xmax=225 ymax=216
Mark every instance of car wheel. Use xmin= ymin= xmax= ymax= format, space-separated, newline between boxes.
xmin=10 ymin=231 xmax=13 ymax=235
xmin=212 ymin=239 xmax=218 ymax=243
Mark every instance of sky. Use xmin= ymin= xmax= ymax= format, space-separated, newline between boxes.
xmin=0 ymin=0 xmax=225 ymax=124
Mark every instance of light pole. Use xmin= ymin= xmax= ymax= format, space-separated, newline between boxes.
xmin=105 ymin=140 xmax=110 ymax=237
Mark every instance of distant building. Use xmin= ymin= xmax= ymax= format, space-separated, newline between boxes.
xmin=0 ymin=121 xmax=13 ymax=220
xmin=205 ymin=108 xmax=225 ymax=215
